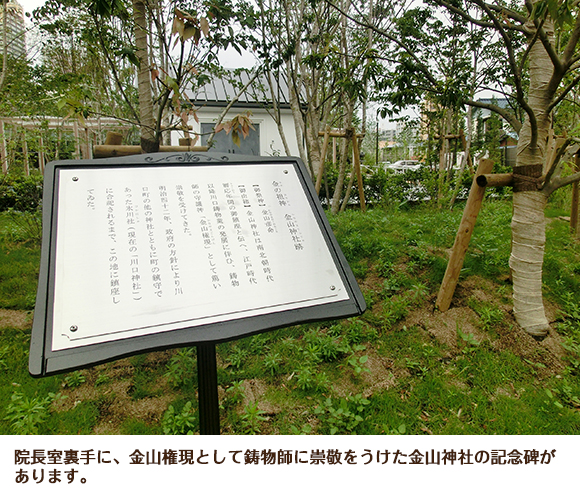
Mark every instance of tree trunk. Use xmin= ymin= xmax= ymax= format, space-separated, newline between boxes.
xmin=132 ymin=0 xmax=158 ymax=153
xmin=509 ymin=19 xmax=554 ymax=336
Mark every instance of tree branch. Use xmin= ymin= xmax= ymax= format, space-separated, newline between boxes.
xmin=471 ymin=0 xmax=537 ymax=141
xmin=434 ymin=0 xmax=528 ymax=33
xmin=562 ymin=11 xmax=580 ymax=68
xmin=205 ymin=68 xmax=261 ymax=146
xmin=464 ymin=98 xmax=522 ymax=132
xmin=541 ymin=137 xmax=572 ymax=189
xmin=546 ymin=170 xmax=580 ymax=194
xmin=547 ymin=72 xmax=580 ymax=113
xmin=483 ymin=1 xmax=529 ymax=25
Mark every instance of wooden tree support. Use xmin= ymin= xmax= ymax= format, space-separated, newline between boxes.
xmin=476 ymin=173 xmax=514 ymax=188
xmin=0 ymin=121 xmax=7 ymax=175
xmin=94 ymin=144 xmax=209 ymax=158
xmin=314 ymin=127 xmax=366 ymax=211
xmin=105 ymin=131 xmax=123 ymax=146
xmin=350 ymin=129 xmax=366 ymax=212
xmin=318 ymin=129 xmax=364 ymax=139
xmin=315 ymin=126 xmax=331 ymax=195
xmin=436 ymin=159 xmax=495 ymax=312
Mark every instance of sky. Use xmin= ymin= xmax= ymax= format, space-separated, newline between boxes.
xmin=18 ymin=0 xmax=45 ymax=16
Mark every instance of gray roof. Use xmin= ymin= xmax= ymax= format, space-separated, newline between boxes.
xmin=191 ymin=68 xmax=292 ymax=109
xmin=475 ymin=98 xmax=512 ymax=119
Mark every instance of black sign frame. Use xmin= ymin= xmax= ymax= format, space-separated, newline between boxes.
xmin=29 ymin=152 xmax=366 ymax=377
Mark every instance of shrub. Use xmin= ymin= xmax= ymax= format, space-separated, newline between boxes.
xmin=0 ymin=174 xmax=44 ymax=212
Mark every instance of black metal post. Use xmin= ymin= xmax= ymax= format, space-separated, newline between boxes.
xmin=197 ymin=342 xmax=220 ymax=435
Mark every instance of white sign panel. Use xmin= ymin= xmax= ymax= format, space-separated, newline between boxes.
xmin=51 ymin=163 xmax=350 ymax=351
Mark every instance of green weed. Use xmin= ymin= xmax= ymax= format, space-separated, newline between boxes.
xmin=263 ymin=352 xmax=283 ymax=376
xmin=289 ymin=423 xmax=313 ymax=435
xmin=63 ymin=371 xmax=86 ymax=389
xmin=241 ymin=402 xmax=268 ymax=434
xmin=0 ymin=346 xmax=9 ymax=371
xmin=164 ymin=348 xmax=196 ymax=388
xmin=314 ymin=394 xmax=370 ymax=435
xmin=345 ymin=345 xmax=370 ymax=377
xmin=457 ymin=323 xmax=481 ymax=349
xmin=5 ymin=392 xmax=62 ymax=434
xmin=224 ymin=380 xmax=245 ymax=405
xmin=227 ymin=347 xmax=247 ymax=371
xmin=162 ymin=401 xmax=198 ymax=435
xmin=95 ymin=373 xmax=110 ymax=386
xmin=295 ymin=366 xmax=330 ymax=392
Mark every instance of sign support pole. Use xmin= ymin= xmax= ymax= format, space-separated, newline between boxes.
xmin=197 ymin=342 xmax=220 ymax=435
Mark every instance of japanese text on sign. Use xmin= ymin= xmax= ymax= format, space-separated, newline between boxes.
xmin=51 ymin=164 xmax=350 ymax=350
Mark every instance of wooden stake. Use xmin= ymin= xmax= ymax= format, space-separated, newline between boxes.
xmin=0 ymin=121 xmax=7 ymax=175
xmin=105 ymin=132 xmax=123 ymax=146
xmin=436 ymin=159 xmax=495 ymax=312
xmin=476 ymin=173 xmax=514 ymax=188
xmin=73 ymin=122 xmax=81 ymax=160
xmin=56 ymin=129 xmax=61 ymax=160
xmin=84 ymin=127 xmax=91 ymax=159
xmin=315 ymin=126 xmax=331 ymax=195
xmin=38 ymin=135 xmax=45 ymax=174
xmin=22 ymin=130 xmax=30 ymax=176
xmin=350 ymin=130 xmax=366 ymax=212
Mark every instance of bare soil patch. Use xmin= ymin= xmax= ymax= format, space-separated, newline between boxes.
xmin=0 ymin=309 xmax=32 ymax=330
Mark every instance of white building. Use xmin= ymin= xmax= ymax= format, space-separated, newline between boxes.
xmin=0 ymin=1 xmax=26 ymax=59
xmin=182 ymin=69 xmax=300 ymax=157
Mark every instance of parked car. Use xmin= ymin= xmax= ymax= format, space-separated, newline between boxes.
xmin=385 ymin=160 xmax=422 ymax=174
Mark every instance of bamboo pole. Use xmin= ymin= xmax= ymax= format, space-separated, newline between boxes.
xmin=38 ymin=135 xmax=45 ymax=174
xmin=350 ymin=129 xmax=366 ymax=212
xmin=84 ymin=127 xmax=92 ymax=159
xmin=56 ymin=129 xmax=61 ymax=160
xmin=436 ymin=159 xmax=495 ymax=312
xmin=0 ymin=120 xmax=7 ymax=175
xmin=22 ymin=129 xmax=30 ymax=176
xmin=318 ymin=129 xmax=364 ymax=138
xmin=476 ymin=173 xmax=514 ymax=188
xmin=73 ymin=122 xmax=81 ymax=159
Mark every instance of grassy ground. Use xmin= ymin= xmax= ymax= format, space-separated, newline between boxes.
xmin=1 ymin=197 xmax=579 ymax=435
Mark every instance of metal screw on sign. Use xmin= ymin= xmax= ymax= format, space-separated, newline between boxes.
xmin=70 ymin=325 xmax=78 ymax=332
xmin=72 ymin=177 xmax=79 ymax=182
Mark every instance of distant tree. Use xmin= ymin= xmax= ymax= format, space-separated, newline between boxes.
xmin=34 ymin=0 xmax=253 ymax=151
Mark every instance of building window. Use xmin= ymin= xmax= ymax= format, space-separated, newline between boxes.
xmin=200 ymin=122 xmax=260 ymax=156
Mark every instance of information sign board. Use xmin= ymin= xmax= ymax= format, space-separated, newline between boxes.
xmin=30 ymin=153 xmax=365 ymax=376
